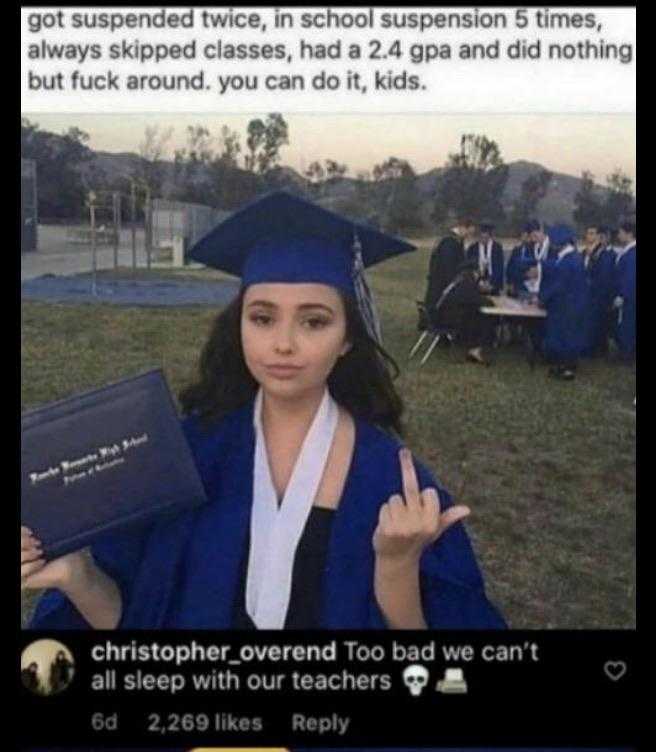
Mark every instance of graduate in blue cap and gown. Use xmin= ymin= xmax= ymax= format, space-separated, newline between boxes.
xmin=466 ymin=222 xmax=504 ymax=295
xmin=23 ymin=191 xmax=505 ymax=630
xmin=611 ymin=220 xmax=636 ymax=361
xmin=538 ymin=224 xmax=589 ymax=380
xmin=505 ymin=225 xmax=538 ymax=345
xmin=582 ymin=224 xmax=616 ymax=357
xmin=510 ymin=219 xmax=553 ymax=356
xmin=505 ymin=225 xmax=534 ymax=298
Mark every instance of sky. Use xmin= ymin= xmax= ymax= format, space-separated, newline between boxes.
xmin=24 ymin=113 xmax=636 ymax=184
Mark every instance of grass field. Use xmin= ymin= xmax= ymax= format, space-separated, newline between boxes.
xmin=21 ymin=239 xmax=636 ymax=628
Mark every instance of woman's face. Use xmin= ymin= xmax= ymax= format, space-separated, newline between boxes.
xmin=241 ymin=283 xmax=351 ymax=400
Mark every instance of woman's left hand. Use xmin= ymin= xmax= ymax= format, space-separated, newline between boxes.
xmin=372 ymin=448 xmax=471 ymax=566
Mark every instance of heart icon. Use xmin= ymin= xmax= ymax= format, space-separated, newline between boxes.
xmin=604 ymin=661 xmax=627 ymax=681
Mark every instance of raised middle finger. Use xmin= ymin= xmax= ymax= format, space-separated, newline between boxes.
xmin=399 ymin=448 xmax=421 ymax=508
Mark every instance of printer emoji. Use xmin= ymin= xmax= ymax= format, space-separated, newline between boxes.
xmin=436 ymin=667 xmax=468 ymax=694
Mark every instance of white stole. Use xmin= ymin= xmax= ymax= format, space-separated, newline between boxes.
xmin=557 ymin=244 xmax=576 ymax=262
xmin=536 ymin=237 xmax=550 ymax=262
xmin=524 ymin=238 xmax=548 ymax=293
xmin=246 ymin=387 xmax=338 ymax=629
xmin=478 ymin=240 xmax=493 ymax=279
xmin=615 ymin=241 xmax=636 ymax=264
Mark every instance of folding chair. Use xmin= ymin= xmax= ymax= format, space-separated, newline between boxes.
xmin=408 ymin=300 xmax=457 ymax=366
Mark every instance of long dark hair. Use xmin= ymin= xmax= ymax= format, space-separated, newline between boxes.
xmin=179 ymin=289 xmax=404 ymax=435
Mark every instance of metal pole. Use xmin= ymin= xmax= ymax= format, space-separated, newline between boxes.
xmin=131 ymin=181 xmax=137 ymax=271
xmin=113 ymin=192 xmax=119 ymax=269
xmin=145 ymin=186 xmax=152 ymax=271
xmin=32 ymin=161 xmax=39 ymax=253
xmin=89 ymin=193 xmax=97 ymax=296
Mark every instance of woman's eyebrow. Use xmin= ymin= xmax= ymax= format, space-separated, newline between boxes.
xmin=297 ymin=303 xmax=334 ymax=313
xmin=246 ymin=301 xmax=335 ymax=314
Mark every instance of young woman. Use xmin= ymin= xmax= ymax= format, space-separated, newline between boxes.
xmin=48 ymin=649 xmax=75 ymax=693
xmin=22 ymin=192 xmax=505 ymax=630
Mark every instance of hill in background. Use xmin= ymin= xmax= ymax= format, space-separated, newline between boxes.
xmin=87 ymin=149 xmax=610 ymax=229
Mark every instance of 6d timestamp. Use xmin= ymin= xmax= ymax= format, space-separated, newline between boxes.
xmin=147 ymin=711 xmax=264 ymax=734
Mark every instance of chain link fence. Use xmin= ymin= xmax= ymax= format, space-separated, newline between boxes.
xmin=151 ymin=199 xmax=229 ymax=261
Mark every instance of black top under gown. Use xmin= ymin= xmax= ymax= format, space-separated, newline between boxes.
xmin=232 ymin=507 xmax=335 ymax=629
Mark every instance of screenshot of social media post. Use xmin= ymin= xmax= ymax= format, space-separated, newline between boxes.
xmin=20 ymin=4 xmax=636 ymax=749
xmin=21 ymin=748 xmax=638 ymax=752
xmin=20 ymin=748 xmax=639 ymax=752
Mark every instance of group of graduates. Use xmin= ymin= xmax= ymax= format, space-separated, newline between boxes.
xmin=20 ymin=650 xmax=75 ymax=695
xmin=423 ymin=218 xmax=637 ymax=378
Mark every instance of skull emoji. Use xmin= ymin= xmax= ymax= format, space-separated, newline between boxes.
xmin=403 ymin=664 xmax=429 ymax=696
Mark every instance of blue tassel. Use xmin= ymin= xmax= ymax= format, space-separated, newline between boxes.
xmin=351 ymin=233 xmax=383 ymax=344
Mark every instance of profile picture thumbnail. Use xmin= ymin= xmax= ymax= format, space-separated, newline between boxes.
xmin=21 ymin=639 xmax=75 ymax=695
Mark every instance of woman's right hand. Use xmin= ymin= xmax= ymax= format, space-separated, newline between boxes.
xmin=21 ymin=526 xmax=90 ymax=592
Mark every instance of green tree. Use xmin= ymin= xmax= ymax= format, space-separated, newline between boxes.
xmin=372 ymin=157 xmax=421 ymax=233
xmin=304 ymin=159 xmax=347 ymax=197
xmin=172 ymin=125 xmax=215 ymax=204
xmin=573 ymin=170 xmax=605 ymax=229
xmin=133 ymin=125 xmax=173 ymax=198
xmin=433 ymin=134 xmax=509 ymax=225
xmin=245 ymin=118 xmax=266 ymax=172
xmin=604 ymin=169 xmax=635 ymax=227
xmin=245 ymin=114 xmax=289 ymax=174
xmin=21 ymin=118 xmax=94 ymax=219
xmin=510 ymin=169 xmax=552 ymax=233
xmin=216 ymin=125 xmax=241 ymax=168
xmin=304 ymin=160 xmax=326 ymax=196
xmin=325 ymin=159 xmax=348 ymax=180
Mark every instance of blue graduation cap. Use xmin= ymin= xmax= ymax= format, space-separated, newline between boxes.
xmin=479 ymin=222 xmax=495 ymax=233
xmin=187 ymin=191 xmax=416 ymax=342
xmin=547 ymin=223 xmax=577 ymax=248
xmin=525 ymin=219 xmax=542 ymax=233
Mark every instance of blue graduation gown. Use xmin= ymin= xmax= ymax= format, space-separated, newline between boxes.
xmin=613 ymin=244 xmax=636 ymax=357
xmin=539 ymin=250 xmax=589 ymax=362
xmin=466 ymin=241 xmax=504 ymax=294
xmin=30 ymin=400 xmax=506 ymax=630
xmin=506 ymin=243 xmax=531 ymax=294
xmin=582 ymin=245 xmax=616 ymax=356
xmin=506 ymin=242 xmax=549 ymax=296
xmin=509 ymin=242 xmax=557 ymax=296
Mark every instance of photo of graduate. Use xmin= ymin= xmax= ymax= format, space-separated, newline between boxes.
xmin=22 ymin=192 xmax=505 ymax=630
xmin=21 ymin=112 xmax=635 ymax=630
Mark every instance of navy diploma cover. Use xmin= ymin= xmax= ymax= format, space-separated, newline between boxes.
xmin=21 ymin=369 xmax=208 ymax=559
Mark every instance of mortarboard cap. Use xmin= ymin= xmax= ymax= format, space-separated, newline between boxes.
xmin=547 ymin=223 xmax=576 ymax=247
xmin=187 ymin=191 xmax=416 ymax=343
xmin=187 ymin=191 xmax=415 ymax=297
xmin=525 ymin=219 xmax=541 ymax=233
xmin=479 ymin=222 xmax=495 ymax=233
